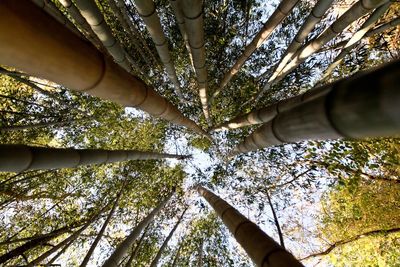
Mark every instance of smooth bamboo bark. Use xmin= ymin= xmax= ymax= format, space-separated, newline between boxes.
xmin=102 ymin=195 xmax=172 ymax=267
xmin=211 ymin=84 xmax=330 ymax=131
xmin=365 ymin=16 xmax=400 ymax=36
xmin=80 ymin=186 xmax=125 ymax=267
xmin=320 ymin=2 xmax=390 ymax=82
xmin=252 ymin=0 xmax=389 ymax=104
xmin=230 ymin=59 xmax=400 ymax=156
xmin=125 ymin=224 xmax=150 ymax=267
xmin=0 ymin=145 xmax=189 ymax=173
xmin=180 ymin=0 xmax=211 ymax=124
xmin=0 ymin=0 xmax=207 ymax=136
xmin=132 ymin=0 xmax=182 ymax=98
xmin=213 ymin=0 xmax=299 ymax=98
xmin=196 ymin=186 xmax=303 ymax=267
xmin=257 ymin=0 xmax=334 ymax=81
xmin=149 ymin=208 xmax=187 ymax=267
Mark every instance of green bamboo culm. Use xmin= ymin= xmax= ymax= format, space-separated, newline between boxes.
xmin=0 ymin=145 xmax=189 ymax=173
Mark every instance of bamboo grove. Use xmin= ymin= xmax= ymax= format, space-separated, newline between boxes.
xmin=0 ymin=0 xmax=399 ymax=266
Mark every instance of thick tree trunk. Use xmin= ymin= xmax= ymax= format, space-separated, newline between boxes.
xmin=0 ymin=144 xmax=189 ymax=173
xmin=180 ymin=0 xmax=211 ymax=124
xmin=0 ymin=0 xmax=208 ymax=137
xmin=132 ymin=0 xmax=182 ymax=98
xmin=102 ymin=194 xmax=172 ymax=267
xmin=252 ymin=0 xmax=389 ymax=104
xmin=149 ymin=208 xmax=187 ymax=267
xmin=196 ymin=186 xmax=303 ymax=267
xmin=80 ymin=184 xmax=125 ymax=267
xmin=230 ymin=59 xmax=400 ymax=156
xmin=213 ymin=0 xmax=299 ymax=98
xmin=320 ymin=2 xmax=391 ymax=82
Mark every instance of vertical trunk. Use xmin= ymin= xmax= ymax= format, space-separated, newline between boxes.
xmin=265 ymin=190 xmax=285 ymax=248
xmin=102 ymin=194 xmax=172 ymax=267
xmin=80 ymin=184 xmax=126 ymax=267
xmin=0 ymin=1 xmax=207 ymax=136
xmin=213 ymin=0 xmax=299 ymax=98
xmin=196 ymin=186 xmax=303 ymax=267
xmin=197 ymin=239 xmax=203 ymax=267
xmin=180 ymin=0 xmax=211 ymax=124
xmin=132 ymin=0 xmax=183 ymax=99
xmin=230 ymin=59 xmax=400 ymax=156
xmin=125 ymin=224 xmax=151 ymax=267
xmin=149 ymin=208 xmax=187 ymax=267
xmin=0 ymin=144 xmax=189 ymax=173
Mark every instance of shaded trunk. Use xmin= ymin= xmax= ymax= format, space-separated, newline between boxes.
xmin=320 ymin=3 xmax=390 ymax=82
xmin=125 ymin=224 xmax=151 ymax=267
xmin=265 ymin=190 xmax=285 ymax=248
xmin=0 ymin=0 xmax=207 ymax=137
xmin=213 ymin=0 xmax=299 ymax=98
xmin=132 ymin=0 xmax=182 ymax=98
xmin=0 ymin=144 xmax=189 ymax=173
xmin=196 ymin=186 xmax=303 ymax=267
xmin=149 ymin=208 xmax=187 ymax=267
xmin=252 ymin=0 xmax=389 ymax=104
xmin=230 ymin=59 xmax=400 ymax=156
xmin=180 ymin=0 xmax=211 ymax=124
xmin=102 ymin=194 xmax=172 ymax=267
xmin=80 ymin=183 xmax=126 ymax=267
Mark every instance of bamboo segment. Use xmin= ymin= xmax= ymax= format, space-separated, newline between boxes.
xmin=132 ymin=0 xmax=183 ymax=98
xmin=230 ymin=59 xmax=400 ymax=156
xmin=253 ymin=0 xmax=390 ymax=104
xmin=212 ymin=0 xmax=299 ymax=99
xmin=102 ymin=195 xmax=172 ymax=267
xmin=211 ymin=85 xmax=330 ymax=131
xmin=320 ymin=3 xmax=390 ymax=82
xmin=73 ymin=0 xmax=139 ymax=73
xmin=0 ymin=0 xmax=207 ymax=136
xmin=57 ymin=0 xmax=103 ymax=49
xmin=196 ymin=186 xmax=303 ymax=267
xmin=365 ymin=16 xmax=400 ymax=36
xmin=180 ymin=0 xmax=211 ymax=124
xmin=0 ymin=145 xmax=189 ymax=173
xmin=256 ymin=0 xmax=334 ymax=92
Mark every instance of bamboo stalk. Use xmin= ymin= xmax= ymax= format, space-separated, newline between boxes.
xmin=230 ymin=59 xmax=400 ymax=156
xmin=258 ymin=0 xmax=334 ymax=81
xmin=0 ymin=0 xmax=208 ymax=137
xmin=320 ymin=2 xmax=390 ymax=82
xmin=252 ymin=0 xmax=390 ymax=104
xmin=180 ymin=0 xmax=211 ymax=124
xmin=102 ymin=195 xmax=172 ymax=267
xmin=73 ymin=0 xmax=139 ymax=74
xmin=212 ymin=0 xmax=299 ymax=99
xmin=132 ymin=0 xmax=183 ymax=99
xmin=365 ymin=16 xmax=400 ymax=36
xmin=196 ymin=186 xmax=303 ymax=267
xmin=0 ymin=144 xmax=189 ymax=173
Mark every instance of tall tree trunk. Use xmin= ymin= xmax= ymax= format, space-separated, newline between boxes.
xmin=197 ymin=239 xmax=203 ymax=267
xmin=0 ymin=0 xmax=208 ymax=137
xmin=170 ymin=241 xmax=183 ymax=267
xmin=102 ymin=194 xmax=173 ymax=267
xmin=132 ymin=0 xmax=182 ymax=99
xmin=0 ymin=144 xmax=189 ymax=173
xmin=212 ymin=0 xmax=299 ymax=99
xmin=125 ymin=224 xmax=151 ymax=267
xmin=80 ymin=182 xmax=126 ymax=267
xmin=196 ymin=186 xmax=303 ymax=267
xmin=252 ymin=0 xmax=389 ymax=105
xmin=265 ymin=190 xmax=285 ymax=248
xmin=230 ymin=59 xmax=400 ymax=156
xmin=46 ymin=239 xmax=74 ymax=265
xmin=180 ymin=0 xmax=211 ymax=124
xmin=149 ymin=208 xmax=187 ymax=267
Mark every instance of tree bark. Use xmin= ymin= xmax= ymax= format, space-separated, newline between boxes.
xmin=102 ymin=194 xmax=172 ymax=267
xmin=149 ymin=208 xmax=187 ymax=267
xmin=125 ymin=224 xmax=151 ymax=267
xmin=230 ymin=59 xmax=400 ymax=156
xmin=0 ymin=0 xmax=208 ymax=137
xmin=0 ymin=144 xmax=189 ymax=173
xmin=196 ymin=186 xmax=303 ymax=267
